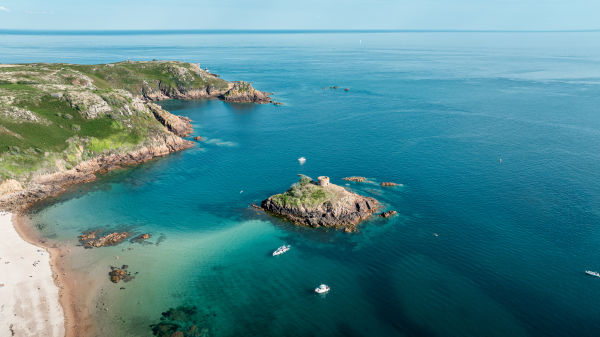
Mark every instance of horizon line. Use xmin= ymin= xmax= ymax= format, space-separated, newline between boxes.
xmin=1 ymin=28 xmax=600 ymax=35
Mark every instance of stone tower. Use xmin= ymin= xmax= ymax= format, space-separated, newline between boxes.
xmin=318 ymin=176 xmax=330 ymax=187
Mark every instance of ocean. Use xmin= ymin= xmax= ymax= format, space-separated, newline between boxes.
xmin=3 ymin=30 xmax=600 ymax=336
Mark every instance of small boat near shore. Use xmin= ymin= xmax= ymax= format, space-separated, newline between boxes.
xmin=585 ymin=270 xmax=600 ymax=277
xmin=273 ymin=245 xmax=291 ymax=256
xmin=315 ymin=284 xmax=330 ymax=294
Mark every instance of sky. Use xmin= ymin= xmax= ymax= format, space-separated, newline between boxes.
xmin=0 ymin=0 xmax=598 ymax=31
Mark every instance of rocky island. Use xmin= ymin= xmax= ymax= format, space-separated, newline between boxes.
xmin=0 ymin=60 xmax=273 ymax=210
xmin=261 ymin=175 xmax=380 ymax=232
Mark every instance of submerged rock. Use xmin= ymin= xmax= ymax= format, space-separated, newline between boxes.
xmin=80 ymin=232 xmax=130 ymax=248
xmin=131 ymin=233 xmax=151 ymax=244
xmin=261 ymin=175 xmax=379 ymax=232
xmin=150 ymin=305 xmax=210 ymax=337
xmin=109 ymin=266 xmax=135 ymax=283
xmin=78 ymin=231 xmax=98 ymax=242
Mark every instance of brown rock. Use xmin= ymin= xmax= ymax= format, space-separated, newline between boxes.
xmin=343 ymin=176 xmax=367 ymax=182
xmin=220 ymin=81 xmax=272 ymax=104
xmin=83 ymin=232 xmax=130 ymax=248
xmin=109 ymin=267 xmax=127 ymax=283
xmin=147 ymin=103 xmax=193 ymax=137
xmin=193 ymin=136 xmax=203 ymax=141
xmin=78 ymin=231 xmax=98 ymax=242
xmin=380 ymin=210 xmax=397 ymax=218
xmin=381 ymin=182 xmax=401 ymax=187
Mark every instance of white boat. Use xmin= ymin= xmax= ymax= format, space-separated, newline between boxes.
xmin=585 ymin=270 xmax=600 ymax=277
xmin=315 ymin=284 xmax=330 ymax=294
xmin=298 ymin=157 xmax=306 ymax=165
xmin=272 ymin=245 xmax=291 ymax=256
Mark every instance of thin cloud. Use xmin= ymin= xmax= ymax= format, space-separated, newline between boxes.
xmin=0 ymin=6 xmax=9 ymax=13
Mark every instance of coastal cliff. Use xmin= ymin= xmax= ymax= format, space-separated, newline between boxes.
xmin=261 ymin=175 xmax=379 ymax=232
xmin=0 ymin=61 xmax=272 ymax=210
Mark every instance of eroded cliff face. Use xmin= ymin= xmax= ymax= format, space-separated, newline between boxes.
xmin=261 ymin=176 xmax=380 ymax=232
xmin=0 ymin=134 xmax=193 ymax=212
xmin=147 ymin=103 xmax=193 ymax=137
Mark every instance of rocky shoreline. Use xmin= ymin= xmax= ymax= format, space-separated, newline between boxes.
xmin=0 ymin=134 xmax=194 ymax=212
xmin=0 ymin=61 xmax=276 ymax=337
xmin=0 ymin=61 xmax=275 ymax=213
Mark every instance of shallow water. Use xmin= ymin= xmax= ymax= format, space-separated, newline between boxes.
xmin=3 ymin=31 xmax=600 ymax=336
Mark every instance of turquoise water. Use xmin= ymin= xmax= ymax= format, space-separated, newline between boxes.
xmin=3 ymin=31 xmax=600 ymax=336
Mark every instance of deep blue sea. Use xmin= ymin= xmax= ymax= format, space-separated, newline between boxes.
xmin=3 ymin=31 xmax=600 ymax=336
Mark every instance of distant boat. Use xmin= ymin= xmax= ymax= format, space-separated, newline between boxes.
xmin=298 ymin=157 xmax=306 ymax=165
xmin=315 ymin=284 xmax=330 ymax=294
xmin=585 ymin=270 xmax=600 ymax=277
xmin=273 ymin=245 xmax=291 ymax=256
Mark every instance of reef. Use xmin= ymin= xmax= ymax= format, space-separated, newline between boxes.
xmin=109 ymin=265 xmax=135 ymax=283
xmin=150 ymin=305 xmax=211 ymax=337
xmin=79 ymin=231 xmax=130 ymax=248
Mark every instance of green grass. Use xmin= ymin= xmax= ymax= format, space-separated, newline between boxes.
xmin=0 ymin=61 xmax=231 ymax=183
xmin=270 ymin=176 xmax=337 ymax=208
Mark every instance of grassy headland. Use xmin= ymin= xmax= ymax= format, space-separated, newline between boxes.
xmin=0 ymin=61 xmax=271 ymax=208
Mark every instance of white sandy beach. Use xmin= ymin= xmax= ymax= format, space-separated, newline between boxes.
xmin=0 ymin=212 xmax=65 ymax=337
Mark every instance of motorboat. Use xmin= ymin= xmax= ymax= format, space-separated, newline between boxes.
xmin=298 ymin=157 xmax=306 ymax=165
xmin=585 ymin=270 xmax=600 ymax=277
xmin=272 ymin=245 xmax=291 ymax=256
xmin=315 ymin=284 xmax=330 ymax=294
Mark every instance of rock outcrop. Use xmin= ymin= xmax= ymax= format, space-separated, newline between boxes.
xmin=343 ymin=176 xmax=367 ymax=182
xmin=147 ymin=103 xmax=193 ymax=137
xmin=220 ymin=81 xmax=272 ymax=104
xmin=131 ymin=233 xmax=151 ymax=244
xmin=261 ymin=175 xmax=379 ymax=232
xmin=381 ymin=182 xmax=401 ymax=187
xmin=80 ymin=232 xmax=130 ymax=248
xmin=109 ymin=265 xmax=135 ymax=283
xmin=380 ymin=210 xmax=397 ymax=218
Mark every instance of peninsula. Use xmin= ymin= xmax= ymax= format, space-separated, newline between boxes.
xmin=0 ymin=60 xmax=273 ymax=337
xmin=261 ymin=175 xmax=380 ymax=232
xmin=0 ymin=60 xmax=272 ymax=210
